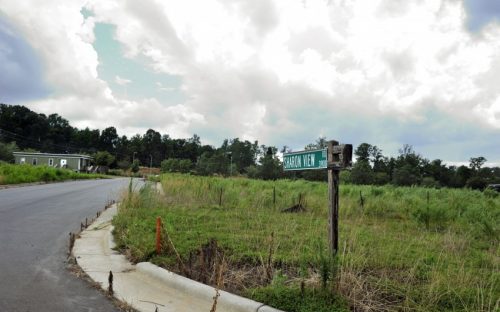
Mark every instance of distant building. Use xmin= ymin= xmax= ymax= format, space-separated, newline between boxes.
xmin=13 ymin=152 xmax=93 ymax=172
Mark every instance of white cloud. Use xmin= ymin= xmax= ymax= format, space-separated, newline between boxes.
xmin=86 ymin=0 xmax=500 ymax=129
xmin=1 ymin=0 xmax=204 ymax=139
xmin=2 ymin=0 xmax=500 ymax=161
xmin=115 ymin=75 xmax=131 ymax=86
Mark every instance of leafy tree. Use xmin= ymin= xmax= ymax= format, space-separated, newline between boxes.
xmin=373 ymin=172 xmax=390 ymax=185
xmin=304 ymin=136 xmax=328 ymax=150
xmin=47 ymin=113 xmax=74 ymax=152
xmin=0 ymin=141 xmax=18 ymax=162
xmin=423 ymin=159 xmax=451 ymax=187
xmin=354 ymin=143 xmax=385 ymax=171
xmin=354 ymin=143 xmax=372 ymax=163
xmin=131 ymin=159 xmax=140 ymax=173
xmin=466 ymin=176 xmax=488 ymax=190
xmin=257 ymin=148 xmax=282 ymax=180
xmin=339 ymin=170 xmax=352 ymax=183
xmin=196 ymin=151 xmax=229 ymax=176
xmin=469 ymin=156 xmax=487 ymax=171
xmin=226 ymin=138 xmax=259 ymax=173
xmin=179 ymin=159 xmax=193 ymax=173
xmin=393 ymin=144 xmax=424 ymax=184
xmin=73 ymin=127 xmax=100 ymax=153
xmin=453 ymin=165 xmax=472 ymax=187
xmin=161 ymin=158 xmax=192 ymax=173
xmin=421 ymin=177 xmax=439 ymax=188
xmin=350 ymin=161 xmax=374 ymax=185
xmin=392 ymin=165 xmax=420 ymax=186
xmin=0 ymin=104 xmax=50 ymax=150
xmin=99 ymin=127 xmax=119 ymax=152
xmin=115 ymin=135 xmax=130 ymax=162
xmin=161 ymin=159 xmax=177 ymax=173
xmin=94 ymin=151 xmax=115 ymax=166
xmin=143 ymin=129 xmax=162 ymax=166
xmin=183 ymin=135 xmax=202 ymax=162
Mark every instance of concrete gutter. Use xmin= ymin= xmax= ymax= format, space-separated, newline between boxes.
xmin=73 ymin=204 xmax=285 ymax=312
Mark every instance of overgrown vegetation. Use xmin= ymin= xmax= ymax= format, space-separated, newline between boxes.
xmin=113 ymin=174 xmax=499 ymax=312
xmin=0 ymin=163 xmax=107 ymax=185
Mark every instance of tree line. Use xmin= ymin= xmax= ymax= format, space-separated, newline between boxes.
xmin=1 ymin=104 xmax=499 ymax=189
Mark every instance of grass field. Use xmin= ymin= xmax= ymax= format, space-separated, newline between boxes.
xmin=0 ymin=163 xmax=108 ymax=185
xmin=113 ymin=173 xmax=499 ymax=312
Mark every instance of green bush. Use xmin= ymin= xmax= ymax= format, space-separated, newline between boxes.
xmin=161 ymin=158 xmax=193 ymax=173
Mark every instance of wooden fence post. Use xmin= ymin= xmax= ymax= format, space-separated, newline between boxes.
xmin=273 ymin=186 xmax=276 ymax=207
xmin=156 ymin=217 xmax=162 ymax=255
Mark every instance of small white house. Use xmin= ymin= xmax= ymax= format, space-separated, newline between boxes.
xmin=13 ymin=152 xmax=93 ymax=172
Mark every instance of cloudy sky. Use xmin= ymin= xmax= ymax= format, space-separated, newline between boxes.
xmin=1 ymin=0 xmax=500 ymax=164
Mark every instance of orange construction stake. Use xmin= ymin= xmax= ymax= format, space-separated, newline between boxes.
xmin=156 ymin=217 xmax=162 ymax=255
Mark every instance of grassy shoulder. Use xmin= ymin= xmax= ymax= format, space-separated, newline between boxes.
xmin=113 ymin=174 xmax=499 ymax=312
xmin=0 ymin=163 xmax=108 ymax=185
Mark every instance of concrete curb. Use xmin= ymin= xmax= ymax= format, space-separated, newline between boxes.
xmin=136 ymin=262 xmax=283 ymax=312
xmin=74 ymin=204 xmax=285 ymax=312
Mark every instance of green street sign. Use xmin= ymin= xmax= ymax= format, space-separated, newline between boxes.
xmin=283 ymin=148 xmax=328 ymax=171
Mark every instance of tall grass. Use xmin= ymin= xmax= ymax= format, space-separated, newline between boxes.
xmin=114 ymin=173 xmax=499 ymax=312
xmin=0 ymin=163 xmax=107 ymax=185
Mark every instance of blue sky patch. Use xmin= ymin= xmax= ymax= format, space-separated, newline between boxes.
xmin=93 ymin=23 xmax=185 ymax=104
xmin=464 ymin=0 xmax=500 ymax=32
xmin=0 ymin=16 xmax=50 ymax=104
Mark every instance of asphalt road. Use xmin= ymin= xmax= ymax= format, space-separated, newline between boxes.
xmin=0 ymin=178 xmax=139 ymax=312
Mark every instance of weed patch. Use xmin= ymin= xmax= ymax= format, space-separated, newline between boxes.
xmin=0 ymin=163 xmax=107 ymax=185
xmin=113 ymin=174 xmax=500 ymax=312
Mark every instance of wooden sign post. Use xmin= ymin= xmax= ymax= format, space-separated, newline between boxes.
xmin=327 ymin=140 xmax=340 ymax=254
xmin=283 ymin=139 xmax=352 ymax=255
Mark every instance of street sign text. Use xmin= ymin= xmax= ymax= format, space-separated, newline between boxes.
xmin=283 ymin=148 xmax=327 ymax=171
